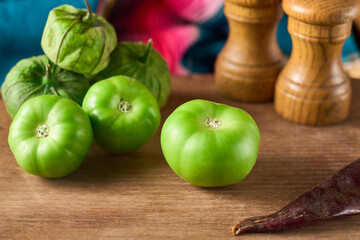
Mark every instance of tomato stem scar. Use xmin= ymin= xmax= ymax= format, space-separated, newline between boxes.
xmin=118 ymin=100 xmax=132 ymax=113
xmin=36 ymin=124 xmax=50 ymax=138
xmin=205 ymin=117 xmax=222 ymax=128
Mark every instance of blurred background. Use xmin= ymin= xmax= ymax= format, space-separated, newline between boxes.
xmin=0 ymin=0 xmax=359 ymax=86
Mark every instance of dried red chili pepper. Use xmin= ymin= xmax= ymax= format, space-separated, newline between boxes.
xmin=233 ymin=158 xmax=360 ymax=236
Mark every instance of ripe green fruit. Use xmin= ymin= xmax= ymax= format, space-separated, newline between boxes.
xmin=161 ymin=99 xmax=260 ymax=187
xmin=8 ymin=95 xmax=93 ymax=178
xmin=2 ymin=55 xmax=89 ymax=118
xmin=94 ymin=40 xmax=171 ymax=108
xmin=41 ymin=0 xmax=117 ymax=75
xmin=82 ymin=75 xmax=161 ymax=154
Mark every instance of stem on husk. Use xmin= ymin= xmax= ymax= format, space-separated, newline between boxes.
xmin=45 ymin=64 xmax=51 ymax=81
xmin=141 ymin=39 xmax=153 ymax=63
xmin=84 ymin=0 xmax=93 ymax=18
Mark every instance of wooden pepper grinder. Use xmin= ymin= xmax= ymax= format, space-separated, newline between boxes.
xmin=215 ymin=0 xmax=285 ymax=102
xmin=275 ymin=0 xmax=360 ymax=126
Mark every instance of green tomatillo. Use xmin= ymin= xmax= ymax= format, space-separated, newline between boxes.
xmin=161 ymin=99 xmax=260 ymax=187
xmin=41 ymin=0 xmax=117 ymax=75
xmin=2 ymin=55 xmax=89 ymax=119
xmin=82 ymin=75 xmax=161 ymax=154
xmin=8 ymin=95 xmax=93 ymax=178
xmin=94 ymin=40 xmax=171 ymax=108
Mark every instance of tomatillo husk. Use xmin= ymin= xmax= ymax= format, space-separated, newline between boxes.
xmin=41 ymin=0 xmax=117 ymax=75
xmin=2 ymin=55 xmax=89 ymax=118
xmin=94 ymin=40 xmax=171 ymax=108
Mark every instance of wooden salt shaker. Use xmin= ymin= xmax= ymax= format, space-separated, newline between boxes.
xmin=275 ymin=0 xmax=360 ymax=126
xmin=215 ymin=0 xmax=285 ymax=102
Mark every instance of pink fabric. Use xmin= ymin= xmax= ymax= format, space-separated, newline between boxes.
xmin=121 ymin=25 xmax=199 ymax=74
xmin=97 ymin=0 xmax=222 ymax=74
xmin=164 ymin=0 xmax=223 ymax=23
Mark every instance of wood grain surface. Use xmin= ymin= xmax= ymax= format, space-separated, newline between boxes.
xmin=275 ymin=0 xmax=360 ymax=126
xmin=1 ymin=74 xmax=360 ymax=239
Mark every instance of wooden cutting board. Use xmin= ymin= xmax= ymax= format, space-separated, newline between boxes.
xmin=1 ymin=74 xmax=360 ymax=239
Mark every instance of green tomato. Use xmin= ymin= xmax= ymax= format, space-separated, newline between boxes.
xmin=161 ymin=99 xmax=260 ymax=187
xmin=2 ymin=55 xmax=89 ymax=118
xmin=41 ymin=1 xmax=117 ymax=75
xmin=8 ymin=95 xmax=93 ymax=178
xmin=82 ymin=75 xmax=161 ymax=154
xmin=94 ymin=40 xmax=171 ymax=108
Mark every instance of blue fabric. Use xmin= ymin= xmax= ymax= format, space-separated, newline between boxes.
xmin=182 ymin=11 xmax=360 ymax=73
xmin=181 ymin=6 xmax=228 ymax=73
xmin=0 ymin=0 xmax=98 ymax=87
